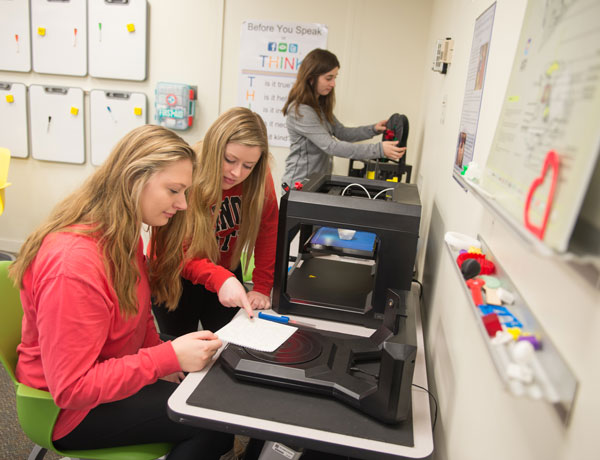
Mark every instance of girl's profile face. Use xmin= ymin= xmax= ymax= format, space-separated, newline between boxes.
xmin=222 ymin=142 xmax=261 ymax=190
xmin=315 ymin=67 xmax=339 ymax=96
xmin=140 ymin=158 xmax=192 ymax=227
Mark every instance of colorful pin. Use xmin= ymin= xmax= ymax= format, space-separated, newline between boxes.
xmin=47 ymin=116 xmax=52 ymax=132
xmin=70 ymin=106 xmax=79 ymax=116
xmin=126 ymin=23 xmax=135 ymax=33
xmin=133 ymin=107 xmax=142 ymax=116
xmin=98 ymin=22 xmax=102 ymax=42
xmin=15 ymin=34 xmax=19 ymax=53
xmin=73 ymin=28 xmax=78 ymax=47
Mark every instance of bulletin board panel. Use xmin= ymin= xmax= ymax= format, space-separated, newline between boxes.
xmin=480 ymin=0 xmax=600 ymax=253
xmin=31 ymin=0 xmax=87 ymax=76
xmin=0 ymin=82 xmax=28 ymax=158
xmin=88 ymin=0 xmax=147 ymax=81
xmin=90 ymin=89 xmax=147 ymax=166
xmin=0 ymin=0 xmax=31 ymax=72
xmin=29 ymin=85 xmax=85 ymax=164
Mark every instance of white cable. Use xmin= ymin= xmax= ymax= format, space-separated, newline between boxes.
xmin=372 ymin=187 xmax=394 ymax=200
xmin=341 ymin=183 xmax=371 ymax=199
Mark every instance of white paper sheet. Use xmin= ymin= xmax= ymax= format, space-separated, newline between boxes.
xmin=215 ymin=314 xmax=297 ymax=352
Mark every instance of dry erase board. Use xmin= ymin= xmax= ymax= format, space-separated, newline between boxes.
xmin=0 ymin=82 xmax=28 ymax=158
xmin=88 ymin=0 xmax=148 ymax=81
xmin=29 ymin=85 xmax=85 ymax=164
xmin=31 ymin=0 xmax=87 ymax=76
xmin=90 ymin=89 xmax=147 ymax=166
xmin=480 ymin=0 xmax=600 ymax=253
xmin=0 ymin=0 xmax=31 ymax=72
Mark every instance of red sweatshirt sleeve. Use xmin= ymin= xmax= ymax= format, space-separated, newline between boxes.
xmin=36 ymin=274 xmax=180 ymax=412
xmin=251 ymin=173 xmax=279 ymax=296
xmin=182 ymin=257 xmax=234 ymax=293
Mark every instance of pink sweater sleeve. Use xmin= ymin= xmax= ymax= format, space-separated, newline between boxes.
xmin=36 ymin=275 xmax=180 ymax=411
xmin=182 ymin=257 xmax=234 ymax=293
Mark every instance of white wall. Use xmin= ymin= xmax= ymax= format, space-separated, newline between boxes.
xmin=0 ymin=0 xmax=226 ymax=251
xmin=417 ymin=1 xmax=598 ymax=460
xmin=1 ymin=0 xmax=432 ymax=251
xmin=1 ymin=1 xmax=598 ymax=460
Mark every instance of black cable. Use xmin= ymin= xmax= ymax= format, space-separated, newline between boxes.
xmin=412 ymin=383 xmax=438 ymax=431
xmin=412 ymin=278 xmax=423 ymax=301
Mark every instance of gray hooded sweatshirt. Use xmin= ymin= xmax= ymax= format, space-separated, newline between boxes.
xmin=282 ymin=103 xmax=383 ymax=186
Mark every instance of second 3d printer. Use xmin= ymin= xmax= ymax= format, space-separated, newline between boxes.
xmin=272 ymin=173 xmax=421 ymax=329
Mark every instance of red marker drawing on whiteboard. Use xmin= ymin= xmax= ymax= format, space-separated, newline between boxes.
xmin=15 ymin=34 xmax=20 ymax=53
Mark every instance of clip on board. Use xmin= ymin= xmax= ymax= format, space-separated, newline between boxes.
xmin=31 ymin=0 xmax=87 ymax=76
xmin=29 ymin=85 xmax=85 ymax=164
xmin=90 ymin=90 xmax=147 ymax=166
xmin=0 ymin=82 xmax=29 ymax=159
xmin=88 ymin=0 xmax=148 ymax=81
xmin=0 ymin=0 xmax=31 ymax=72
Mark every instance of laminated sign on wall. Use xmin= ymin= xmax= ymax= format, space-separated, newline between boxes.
xmin=237 ymin=20 xmax=328 ymax=147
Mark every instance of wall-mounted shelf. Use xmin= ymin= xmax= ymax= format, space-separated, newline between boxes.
xmin=445 ymin=235 xmax=578 ymax=425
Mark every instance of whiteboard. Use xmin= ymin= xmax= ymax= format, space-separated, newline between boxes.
xmin=0 ymin=0 xmax=31 ymax=72
xmin=88 ymin=0 xmax=147 ymax=81
xmin=0 ymin=82 xmax=28 ymax=158
xmin=31 ymin=0 xmax=87 ymax=76
xmin=480 ymin=0 xmax=600 ymax=253
xmin=29 ymin=85 xmax=85 ymax=164
xmin=90 ymin=89 xmax=147 ymax=166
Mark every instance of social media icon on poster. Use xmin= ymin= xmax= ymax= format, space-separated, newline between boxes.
xmin=268 ymin=42 xmax=277 ymax=51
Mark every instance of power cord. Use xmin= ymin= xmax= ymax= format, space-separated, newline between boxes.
xmin=341 ymin=183 xmax=371 ymax=198
xmin=412 ymin=278 xmax=423 ymax=301
xmin=412 ymin=383 xmax=438 ymax=431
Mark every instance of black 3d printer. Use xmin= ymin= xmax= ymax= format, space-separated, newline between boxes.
xmin=219 ymin=173 xmax=422 ymax=424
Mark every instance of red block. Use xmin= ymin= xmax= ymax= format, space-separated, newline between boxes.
xmin=482 ymin=313 xmax=502 ymax=337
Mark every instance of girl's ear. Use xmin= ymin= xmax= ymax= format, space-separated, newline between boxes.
xmin=308 ymin=77 xmax=314 ymax=87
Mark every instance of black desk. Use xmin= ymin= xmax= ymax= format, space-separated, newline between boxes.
xmin=168 ymin=287 xmax=433 ymax=459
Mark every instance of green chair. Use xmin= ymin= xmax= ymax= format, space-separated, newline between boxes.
xmin=240 ymin=251 xmax=255 ymax=284
xmin=0 ymin=260 xmax=173 ymax=460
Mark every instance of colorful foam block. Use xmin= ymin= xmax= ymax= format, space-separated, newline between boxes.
xmin=482 ymin=313 xmax=503 ymax=337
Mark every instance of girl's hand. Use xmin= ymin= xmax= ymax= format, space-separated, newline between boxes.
xmin=375 ymin=119 xmax=388 ymax=133
xmin=382 ymin=141 xmax=407 ymax=161
xmin=247 ymin=290 xmax=271 ymax=310
xmin=171 ymin=331 xmax=222 ymax=372
xmin=218 ymin=277 xmax=254 ymax=318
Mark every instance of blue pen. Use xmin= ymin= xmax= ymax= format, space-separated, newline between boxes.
xmin=106 ymin=105 xmax=117 ymax=123
xmin=258 ymin=312 xmax=316 ymax=328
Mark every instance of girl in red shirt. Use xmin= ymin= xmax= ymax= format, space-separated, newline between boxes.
xmin=9 ymin=125 xmax=233 ymax=459
xmin=153 ymin=107 xmax=278 ymax=335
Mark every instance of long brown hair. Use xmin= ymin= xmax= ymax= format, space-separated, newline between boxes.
xmin=186 ymin=107 xmax=271 ymax=285
xmin=9 ymin=125 xmax=196 ymax=316
xmin=282 ymin=48 xmax=340 ymax=124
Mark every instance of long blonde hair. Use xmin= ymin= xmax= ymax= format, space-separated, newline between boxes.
xmin=187 ymin=107 xmax=270 ymax=277
xmin=282 ymin=48 xmax=340 ymax=124
xmin=9 ymin=125 xmax=196 ymax=316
